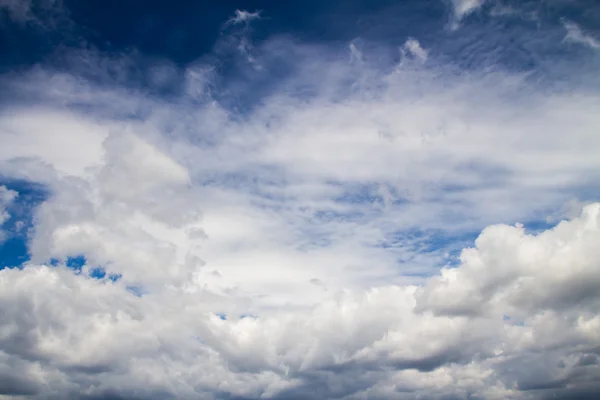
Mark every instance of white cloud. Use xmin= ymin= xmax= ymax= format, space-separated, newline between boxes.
xmin=0 ymin=186 xmax=17 ymax=243
xmin=0 ymin=186 xmax=16 ymax=225
xmin=349 ymin=42 xmax=363 ymax=63
xmin=417 ymin=203 xmax=600 ymax=317
xmin=489 ymin=3 xmax=538 ymax=22
xmin=447 ymin=0 xmax=486 ymax=28
xmin=224 ymin=9 xmax=262 ymax=28
xmin=451 ymin=0 xmax=485 ymax=19
xmin=563 ymin=20 xmax=600 ymax=50
xmin=0 ymin=108 xmax=107 ymax=177
xmin=401 ymin=38 xmax=428 ymax=62
xmin=24 ymin=130 xmax=202 ymax=288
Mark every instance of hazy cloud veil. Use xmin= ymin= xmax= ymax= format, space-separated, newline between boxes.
xmin=1 ymin=0 xmax=600 ymax=399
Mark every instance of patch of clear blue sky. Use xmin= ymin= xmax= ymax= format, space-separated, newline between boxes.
xmin=378 ymin=228 xmax=479 ymax=252
xmin=215 ymin=313 xmax=258 ymax=321
xmin=215 ymin=313 xmax=227 ymax=321
xmin=0 ymin=179 xmax=48 ymax=268
xmin=51 ymin=256 xmax=122 ymax=281
xmin=126 ymin=286 xmax=145 ymax=297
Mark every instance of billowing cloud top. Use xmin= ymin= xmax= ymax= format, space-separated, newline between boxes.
xmin=1 ymin=0 xmax=600 ymax=399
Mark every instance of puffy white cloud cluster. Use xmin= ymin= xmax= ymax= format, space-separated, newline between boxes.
xmin=0 ymin=204 xmax=599 ymax=398
xmin=27 ymin=131 xmax=203 ymax=288
xmin=418 ymin=204 xmax=600 ymax=317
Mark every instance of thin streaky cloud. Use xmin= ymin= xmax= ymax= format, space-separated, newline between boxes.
xmin=563 ymin=19 xmax=600 ymax=49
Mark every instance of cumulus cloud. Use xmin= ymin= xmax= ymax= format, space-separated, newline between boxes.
xmin=417 ymin=203 xmax=600 ymax=316
xmin=1 ymin=206 xmax=600 ymax=398
xmin=1 ymin=0 xmax=600 ymax=398
xmin=25 ymin=129 xmax=203 ymax=288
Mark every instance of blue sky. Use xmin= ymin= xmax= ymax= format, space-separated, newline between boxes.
xmin=1 ymin=0 xmax=600 ymax=399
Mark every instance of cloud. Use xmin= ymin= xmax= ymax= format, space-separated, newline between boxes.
xmin=0 ymin=108 xmax=108 ymax=178
xmin=24 ymin=129 xmax=202 ymax=288
xmin=224 ymin=9 xmax=262 ymax=28
xmin=401 ymin=38 xmax=428 ymax=62
xmin=349 ymin=42 xmax=363 ymax=63
xmin=1 ymin=1 xmax=600 ymax=398
xmin=563 ymin=19 xmax=600 ymax=50
xmin=488 ymin=2 xmax=539 ymax=22
xmin=446 ymin=0 xmax=486 ymax=28
xmin=220 ymin=9 xmax=264 ymax=68
xmin=0 ymin=185 xmax=17 ymax=242
xmin=451 ymin=0 xmax=486 ymax=19
xmin=0 ymin=0 xmax=65 ymax=27
xmin=417 ymin=203 xmax=600 ymax=316
xmin=0 ymin=0 xmax=34 ymax=24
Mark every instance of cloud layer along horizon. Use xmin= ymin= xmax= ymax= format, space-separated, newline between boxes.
xmin=1 ymin=0 xmax=600 ymax=399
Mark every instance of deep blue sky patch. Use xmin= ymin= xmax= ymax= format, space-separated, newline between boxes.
xmin=0 ymin=179 xmax=48 ymax=269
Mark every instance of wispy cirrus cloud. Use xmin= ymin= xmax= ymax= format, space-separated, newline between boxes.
xmin=0 ymin=0 xmax=37 ymax=24
xmin=225 ymin=9 xmax=262 ymax=26
xmin=0 ymin=0 xmax=65 ymax=28
xmin=563 ymin=19 xmax=600 ymax=49
xmin=446 ymin=0 xmax=486 ymax=29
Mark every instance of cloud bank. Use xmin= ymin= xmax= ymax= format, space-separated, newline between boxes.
xmin=1 ymin=0 xmax=600 ymax=398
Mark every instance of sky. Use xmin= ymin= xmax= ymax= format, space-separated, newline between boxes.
xmin=0 ymin=0 xmax=600 ymax=398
